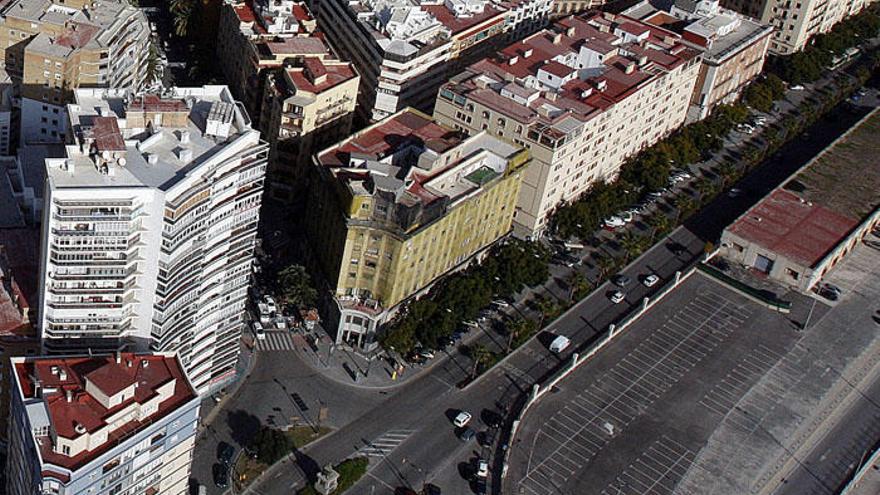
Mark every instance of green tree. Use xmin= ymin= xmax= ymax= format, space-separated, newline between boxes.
xmin=145 ymin=42 xmax=162 ymax=86
xmin=567 ymin=272 xmax=592 ymax=301
xmin=169 ymin=0 xmax=195 ymax=37
xmin=595 ymin=253 xmax=618 ymax=281
xmin=674 ymin=195 xmax=698 ymax=222
xmin=467 ymin=343 xmax=493 ymax=379
xmin=253 ymin=427 xmax=293 ymax=465
xmin=277 ymin=264 xmax=318 ymax=309
xmin=646 ymin=212 xmax=671 ymax=243
xmin=695 ymin=177 xmax=717 ymax=202
xmin=618 ymin=231 xmax=647 ymax=262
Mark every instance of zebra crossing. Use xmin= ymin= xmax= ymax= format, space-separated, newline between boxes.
xmin=255 ymin=331 xmax=297 ymax=352
xmin=358 ymin=429 xmax=415 ymax=458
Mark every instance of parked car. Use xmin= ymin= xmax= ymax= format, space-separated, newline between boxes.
xmin=474 ymin=478 xmax=487 ymax=494
xmin=218 ymin=442 xmax=236 ymax=465
xmin=491 ymin=299 xmax=510 ymax=308
xmin=612 ymin=274 xmax=632 ymax=287
xmin=618 ymin=211 xmax=633 ymax=223
xmin=728 ymin=187 xmax=742 ymax=198
xmin=791 ymin=84 xmax=805 ymax=91
xmin=454 ymin=411 xmax=473 ymax=427
xmin=253 ymin=322 xmax=266 ymax=340
xmin=642 ymin=274 xmax=660 ymax=287
xmin=604 ymin=216 xmax=625 ymax=228
xmin=458 ymin=427 xmax=476 ymax=442
xmin=549 ymin=335 xmax=571 ymax=354
xmin=609 ymin=290 xmax=625 ymax=304
xmin=264 ymin=295 xmax=277 ymax=314
xmin=476 ymin=459 xmax=489 ymax=478
xmin=818 ymin=283 xmax=842 ymax=301
xmin=213 ymin=464 xmax=229 ymax=488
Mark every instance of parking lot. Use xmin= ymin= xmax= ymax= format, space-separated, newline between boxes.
xmin=506 ymin=272 xmax=804 ymax=495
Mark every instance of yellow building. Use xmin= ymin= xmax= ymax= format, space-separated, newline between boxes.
xmin=308 ymin=108 xmax=529 ymax=350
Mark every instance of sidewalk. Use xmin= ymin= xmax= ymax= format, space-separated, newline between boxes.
xmin=290 ymin=325 xmax=488 ymax=389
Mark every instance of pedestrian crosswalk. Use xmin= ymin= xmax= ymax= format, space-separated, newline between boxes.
xmin=358 ymin=429 xmax=415 ymax=458
xmin=255 ymin=331 xmax=297 ymax=352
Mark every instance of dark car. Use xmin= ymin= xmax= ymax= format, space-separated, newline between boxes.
xmin=612 ymin=274 xmax=631 ymax=287
xmin=424 ymin=483 xmax=442 ymax=495
xmin=458 ymin=427 xmax=476 ymax=442
xmin=818 ymin=283 xmax=841 ymax=301
xmin=213 ymin=463 xmax=229 ymax=488
xmin=217 ymin=442 xmax=235 ymax=465
xmin=482 ymin=409 xmax=503 ymax=429
xmin=474 ymin=478 xmax=487 ymax=494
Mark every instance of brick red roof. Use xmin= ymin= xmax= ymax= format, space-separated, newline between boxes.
xmin=128 ymin=94 xmax=189 ymax=114
xmin=727 ymin=189 xmax=859 ymax=268
xmin=91 ymin=117 xmax=126 ymax=153
xmin=286 ymin=58 xmax=356 ymax=94
xmin=541 ymin=60 xmax=575 ymax=78
xmin=55 ymin=23 xmax=99 ymax=49
xmin=14 ymin=353 xmax=197 ymax=472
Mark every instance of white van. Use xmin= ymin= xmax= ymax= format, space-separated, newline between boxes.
xmin=549 ymin=335 xmax=571 ymax=353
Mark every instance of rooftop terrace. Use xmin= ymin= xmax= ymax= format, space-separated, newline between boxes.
xmin=49 ymin=86 xmax=258 ymax=191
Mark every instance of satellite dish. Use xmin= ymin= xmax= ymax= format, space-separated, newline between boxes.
xmin=117 ymin=157 xmax=127 ymax=167
xmin=101 ymin=150 xmax=111 ymax=160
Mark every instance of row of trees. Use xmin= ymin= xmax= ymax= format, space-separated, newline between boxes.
xmin=552 ymin=103 xmax=750 ymax=241
xmin=379 ymin=239 xmax=550 ymax=355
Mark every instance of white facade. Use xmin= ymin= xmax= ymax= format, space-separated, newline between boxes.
xmin=38 ymin=86 xmax=268 ymax=393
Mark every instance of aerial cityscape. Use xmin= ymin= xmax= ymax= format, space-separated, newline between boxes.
xmin=0 ymin=0 xmax=876 ymax=493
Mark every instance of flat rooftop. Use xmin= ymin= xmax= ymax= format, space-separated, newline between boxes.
xmin=727 ymin=109 xmax=880 ymax=268
xmin=50 ymin=86 xmax=256 ymax=191
xmin=14 ymin=352 xmax=197 ymax=471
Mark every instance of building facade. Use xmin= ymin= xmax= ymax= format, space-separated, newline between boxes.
xmin=625 ymin=0 xmax=773 ymax=121
xmin=0 ymin=0 xmax=150 ymax=147
xmin=719 ymin=0 xmax=872 ymax=54
xmin=317 ymin=0 xmax=552 ymax=122
xmin=259 ymin=48 xmax=359 ymax=203
xmin=6 ymin=352 xmax=200 ymax=495
xmin=434 ymin=13 xmax=701 ymax=237
xmin=307 ymin=108 xmax=528 ymax=349
xmin=38 ymin=86 xmax=267 ymax=394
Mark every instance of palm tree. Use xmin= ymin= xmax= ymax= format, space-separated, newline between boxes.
xmin=646 ymin=213 xmax=671 ymax=243
xmin=618 ymin=231 xmax=645 ymax=262
xmin=145 ymin=43 xmax=162 ymax=86
xmin=170 ymin=0 xmax=195 ymax=37
xmin=469 ymin=344 xmax=492 ymax=379
xmin=717 ymin=162 xmax=739 ymax=188
xmin=674 ymin=195 xmax=698 ymax=223
xmin=567 ymin=272 xmax=592 ymax=302
xmin=595 ymin=253 xmax=618 ymax=282
xmin=695 ymin=177 xmax=717 ymax=203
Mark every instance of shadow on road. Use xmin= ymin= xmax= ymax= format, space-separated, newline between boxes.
xmin=226 ymin=409 xmax=261 ymax=448
xmin=293 ymin=449 xmax=322 ymax=483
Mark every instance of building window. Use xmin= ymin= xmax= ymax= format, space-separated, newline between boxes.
xmin=785 ymin=268 xmax=800 ymax=280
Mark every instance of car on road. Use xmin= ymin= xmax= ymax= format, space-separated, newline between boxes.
xmin=642 ymin=274 xmax=660 ymax=287
xmin=728 ymin=187 xmax=742 ymax=198
xmin=609 ymin=290 xmax=625 ymax=304
xmin=549 ymin=335 xmax=571 ymax=354
xmin=463 ymin=320 xmax=479 ymax=328
xmin=458 ymin=427 xmax=476 ymax=441
xmin=218 ymin=442 xmax=235 ymax=465
xmin=263 ymin=295 xmax=277 ymax=314
xmin=791 ymin=84 xmax=805 ymax=91
xmin=213 ymin=463 xmax=229 ymax=488
xmin=418 ymin=350 xmax=435 ymax=360
xmin=491 ymin=299 xmax=509 ymax=308
xmin=612 ymin=274 xmax=631 ymax=287
xmin=454 ymin=411 xmax=473 ymax=427
xmin=818 ymin=283 xmax=842 ymax=301
xmin=476 ymin=459 xmax=489 ymax=478
xmin=482 ymin=409 xmax=503 ymax=428
xmin=254 ymin=324 xmax=266 ymax=340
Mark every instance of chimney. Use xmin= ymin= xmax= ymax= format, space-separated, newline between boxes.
xmin=65 ymin=389 xmax=73 ymax=402
xmin=508 ymin=55 xmax=519 ymax=65
xmin=126 ymin=359 xmax=133 ymax=368
xmin=552 ymin=33 xmax=562 ymax=44
xmin=566 ymin=26 xmax=575 ymax=37
xmin=141 ymin=359 xmax=149 ymax=368
xmin=624 ymin=62 xmax=636 ymax=74
xmin=115 ymin=351 xmax=121 ymax=364
xmin=179 ymin=130 xmax=191 ymax=144
xmin=59 ymin=370 xmax=67 ymax=381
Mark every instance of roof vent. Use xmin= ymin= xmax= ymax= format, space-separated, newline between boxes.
xmin=566 ymin=26 xmax=575 ymax=37
xmin=146 ymin=153 xmax=159 ymax=165
xmin=65 ymin=389 xmax=73 ymax=402
xmin=74 ymin=423 xmax=86 ymax=435
xmin=179 ymin=130 xmax=191 ymax=145
xmin=126 ymin=359 xmax=133 ymax=368
xmin=59 ymin=370 xmax=67 ymax=380
xmin=177 ymin=147 xmax=193 ymax=162
xmin=141 ymin=359 xmax=149 ymax=368
xmin=50 ymin=365 xmax=59 ymax=375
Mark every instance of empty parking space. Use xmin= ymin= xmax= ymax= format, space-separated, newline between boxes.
xmin=514 ymin=287 xmax=753 ymax=495
xmin=601 ymin=436 xmax=700 ymax=495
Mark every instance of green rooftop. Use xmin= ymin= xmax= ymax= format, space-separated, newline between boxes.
xmin=465 ymin=166 xmax=499 ymax=186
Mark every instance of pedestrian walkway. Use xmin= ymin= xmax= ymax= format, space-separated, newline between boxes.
xmin=255 ymin=331 xmax=296 ymax=352
xmin=357 ymin=429 xmax=416 ymax=458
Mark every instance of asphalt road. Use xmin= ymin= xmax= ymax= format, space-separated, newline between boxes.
xmin=243 ymin=224 xmax=707 ymax=495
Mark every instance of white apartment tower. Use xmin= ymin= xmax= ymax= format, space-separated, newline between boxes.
xmin=38 ymin=86 xmax=268 ymax=394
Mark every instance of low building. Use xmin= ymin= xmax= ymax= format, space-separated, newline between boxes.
xmin=721 ymin=109 xmax=880 ymax=291
xmin=433 ymin=12 xmax=702 ymax=237
xmin=307 ymin=108 xmax=529 ymax=350
xmin=719 ymin=0 xmax=872 ymax=54
xmin=259 ymin=53 xmax=359 ymax=203
xmin=38 ymin=85 xmax=268 ymax=394
xmin=550 ymin=0 xmax=606 ymax=17
xmin=624 ymin=0 xmax=772 ymax=121
xmin=5 ymin=352 xmax=200 ymax=495
xmin=317 ymin=0 xmax=552 ymax=122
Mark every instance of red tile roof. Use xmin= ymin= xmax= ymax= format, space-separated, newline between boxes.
xmin=286 ymin=59 xmax=356 ymax=94
xmin=541 ymin=60 xmax=575 ymax=78
xmin=727 ymin=189 xmax=859 ymax=268
xmin=91 ymin=117 xmax=126 ymax=153
xmin=55 ymin=23 xmax=100 ymax=49
xmin=15 ymin=353 xmax=197 ymax=471
xmin=319 ymin=110 xmax=458 ymax=167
